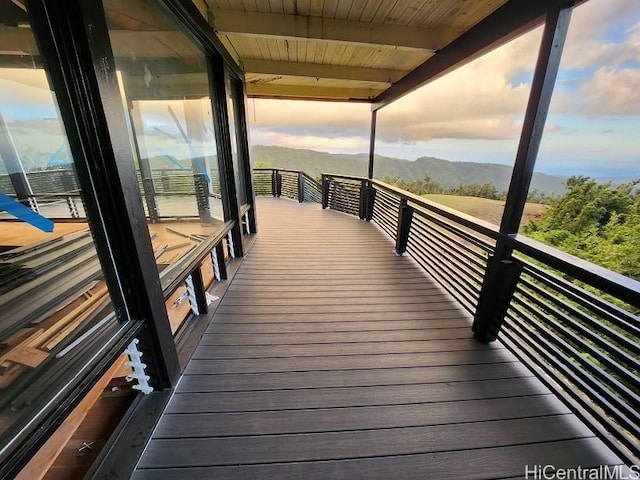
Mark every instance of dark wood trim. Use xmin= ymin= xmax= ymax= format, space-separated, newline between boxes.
xmin=372 ymin=0 xmax=582 ymax=110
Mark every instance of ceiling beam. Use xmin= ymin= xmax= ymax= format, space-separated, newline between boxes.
xmin=373 ymin=0 xmax=584 ymax=110
xmin=212 ymin=10 xmax=453 ymax=51
xmin=246 ymin=83 xmax=383 ymax=101
xmin=243 ymin=59 xmax=406 ymax=84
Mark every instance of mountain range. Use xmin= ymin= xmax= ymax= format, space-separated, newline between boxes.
xmin=250 ymin=145 xmax=568 ymax=195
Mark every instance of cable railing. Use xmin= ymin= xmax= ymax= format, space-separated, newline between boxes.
xmin=321 ymin=172 xmax=640 ymax=464
xmin=253 ymin=168 xmax=322 ymax=203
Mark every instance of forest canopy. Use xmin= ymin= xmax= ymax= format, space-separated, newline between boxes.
xmin=523 ymin=176 xmax=640 ymax=281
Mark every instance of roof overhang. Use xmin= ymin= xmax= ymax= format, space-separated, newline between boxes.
xmin=203 ymin=0 xmax=584 ymax=106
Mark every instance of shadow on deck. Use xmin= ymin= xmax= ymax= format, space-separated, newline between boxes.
xmin=133 ymin=198 xmax=624 ymax=479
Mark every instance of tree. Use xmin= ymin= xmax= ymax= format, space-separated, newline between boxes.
xmin=524 ymin=176 xmax=639 ymax=280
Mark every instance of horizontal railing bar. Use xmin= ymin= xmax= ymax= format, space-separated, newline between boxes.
xmin=409 ymin=227 xmax=487 ymax=284
xmin=520 ymin=261 xmax=640 ymax=333
xmin=408 ymin=249 xmax=478 ymax=315
xmin=518 ymin=277 xmax=640 ymax=356
xmin=505 ymin=310 xmax=640 ymax=437
xmin=325 ymin=173 xmax=640 ymax=307
xmin=410 ymin=220 xmax=489 ymax=270
xmin=411 ymin=206 xmax=495 ymax=253
xmin=499 ymin=325 xmax=639 ymax=463
xmin=406 ymin=239 xmax=481 ymax=303
xmin=512 ymin=287 xmax=640 ymax=388
xmin=507 ymin=301 xmax=640 ymax=418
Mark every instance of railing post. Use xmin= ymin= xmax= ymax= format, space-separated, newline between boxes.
xmin=185 ymin=267 xmax=208 ymax=316
xmin=358 ymin=180 xmax=367 ymax=220
xmin=276 ymin=171 xmax=283 ymax=197
xmin=321 ymin=175 xmax=329 ymax=209
xmin=359 ymin=181 xmax=377 ymax=221
xmin=271 ymin=169 xmax=278 ymax=197
xmin=211 ymin=241 xmax=228 ymax=281
xmin=473 ymin=7 xmax=571 ymax=343
xmin=472 ymin=245 xmax=522 ymax=343
xmin=395 ymin=198 xmax=414 ymax=255
xmin=297 ymin=171 xmax=304 ymax=203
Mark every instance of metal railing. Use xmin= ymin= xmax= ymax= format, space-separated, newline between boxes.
xmin=253 ymin=168 xmax=322 ymax=203
xmin=321 ymin=173 xmax=640 ymax=464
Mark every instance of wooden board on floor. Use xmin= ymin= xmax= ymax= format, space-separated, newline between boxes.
xmin=133 ymin=198 xmax=625 ymax=479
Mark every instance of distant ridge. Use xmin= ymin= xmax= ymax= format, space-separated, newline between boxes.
xmin=251 ymin=145 xmax=568 ymax=195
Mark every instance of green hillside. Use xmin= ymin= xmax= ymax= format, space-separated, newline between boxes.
xmin=251 ymin=145 xmax=567 ymax=195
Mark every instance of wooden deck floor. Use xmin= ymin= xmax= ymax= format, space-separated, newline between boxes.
xmin=134 ymin=198 xmax=625 ymax=479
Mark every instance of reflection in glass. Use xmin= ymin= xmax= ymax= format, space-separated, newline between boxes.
xmin=226 ymin=72 xmax=247 ymax=205
xmin=0 ymin=3 xmax=119 ymax=447
xmin=104 ymin=0 xmax=226 ymax=334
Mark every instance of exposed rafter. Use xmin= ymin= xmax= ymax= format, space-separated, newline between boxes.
xmin=212 ymin=10 xmax=453 ymax=51
xmin=245 ymin=83 xmax=382 ymax=101
xmin=243 ymin=59 xmax=406 ymax=84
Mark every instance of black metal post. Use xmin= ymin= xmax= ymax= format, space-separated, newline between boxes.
xmin=358 ymin=180 xmax=367 ymax=220
xmin=0 ymin=111 xmax=34 ymax=207
xmin=368 ymin=110 xmax=377 ymax=180
xmin=297 ymin=171 xmax=305 ymax=202
xmin=271 ymin=169 xmax=278 ymax=197
xmin=395 ymin=199 xmax=414 ymax=255
xmin=321 ymin=175 xmax=329 ymax=209
xmin=189 ymin=267 xmax=208 ymax=315
xmin=208 ymin=58 xmax=243 ymax=257
xmin=473 ymin=6 xmax=572 ymax=343
xmin=230 ymin=78 xmax=257 ymax=233
xmin=28 ymin=0 xmax=181 ymax=385
xmin=214 ymin=241 xmax=228 ymax=280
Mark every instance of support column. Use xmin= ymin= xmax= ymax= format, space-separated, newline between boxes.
xmin=473 ymin=6 xmax=572 ymax=343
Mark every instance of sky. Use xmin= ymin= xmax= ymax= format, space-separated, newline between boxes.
xmin=0 ymin=0 xmax=637 ymax=181
xmin=248 ymin=0 xmax=640 ymax=180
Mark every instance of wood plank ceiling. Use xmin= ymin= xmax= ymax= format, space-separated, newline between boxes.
xmin=204 ymin=0 xmax=508 ymax=101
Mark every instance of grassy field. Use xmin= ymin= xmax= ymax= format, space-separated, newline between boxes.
xmin=423 ymin=194 xmax=547 ymax=228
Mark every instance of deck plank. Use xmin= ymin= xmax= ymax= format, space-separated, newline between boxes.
xmin=134 ymin=198 xmax=625 ymax=479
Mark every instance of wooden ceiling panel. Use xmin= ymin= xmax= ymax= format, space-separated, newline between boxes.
xmin=199 ymin=0 xmax=554 ymax=102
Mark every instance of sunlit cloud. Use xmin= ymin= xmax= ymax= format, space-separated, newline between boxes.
xmin=581 ymin=67 xmax=640 ymax=114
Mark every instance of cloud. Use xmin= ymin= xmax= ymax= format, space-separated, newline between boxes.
xmin=250 ymin=27 xmax=544 ymax=147
xmin=560 ymin=1 xmax=640 ymax=70
xmin=581 ymin=67 xmax=640 ymax=114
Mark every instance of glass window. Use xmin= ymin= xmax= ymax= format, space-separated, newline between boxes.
xmin=0 ymin=3 xmax=117 ymax=447
xmin=226 ymin=72 xmax=248 ymax=205
xmin=103 ymin=0 xmax=226 ymax=334
xmin=529 ymin=0 xmax=640 ymax=280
